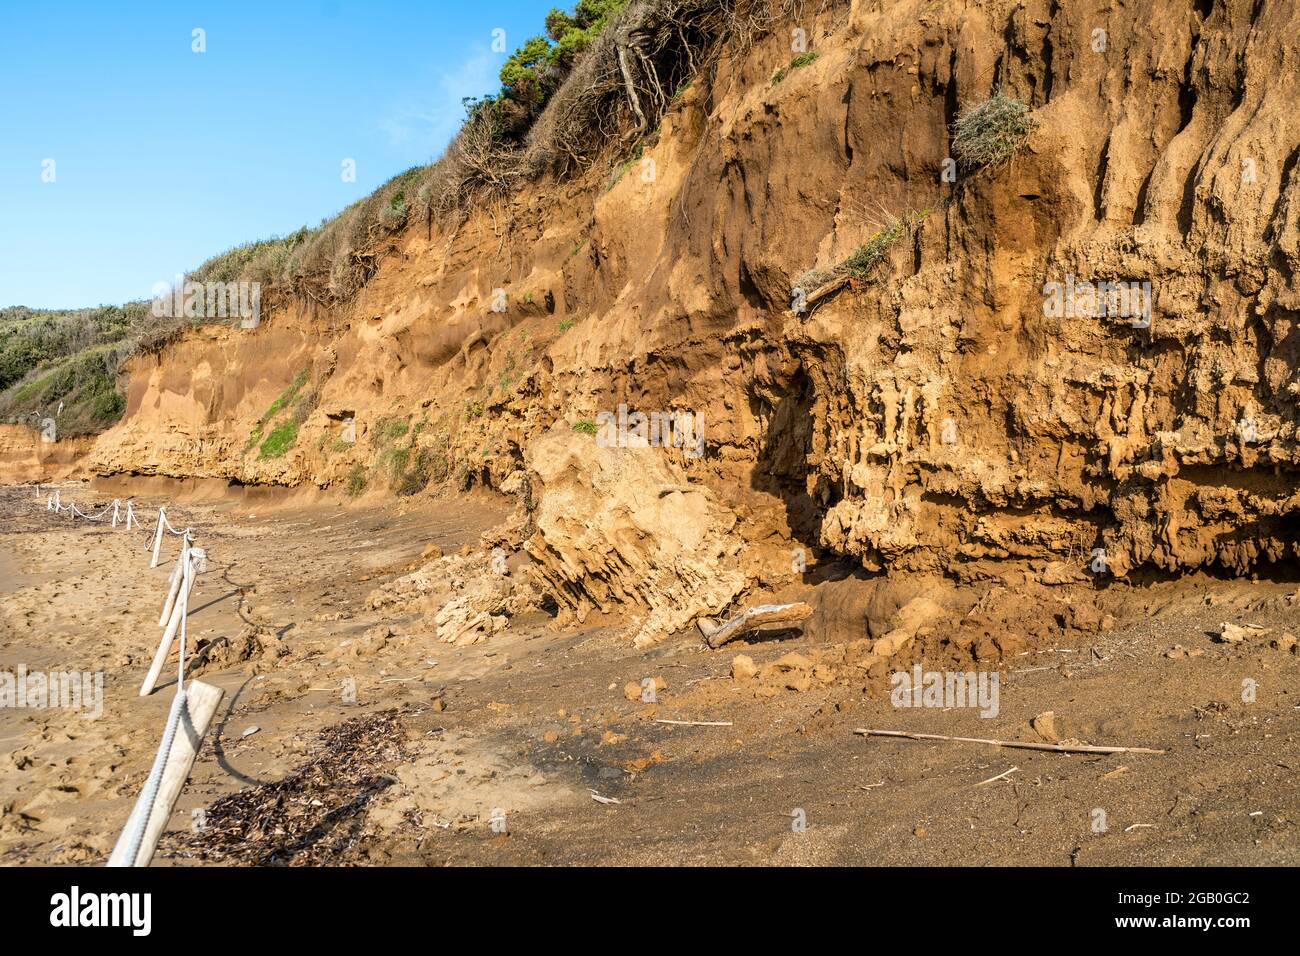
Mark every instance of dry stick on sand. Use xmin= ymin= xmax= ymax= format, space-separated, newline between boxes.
xmin=854 ymin=729 xmax=1166 ymax=755
xmin=974 ymin=767 xmax=1019 ymax=786
xmin=653 ymin=718 xmax=733 ymax=727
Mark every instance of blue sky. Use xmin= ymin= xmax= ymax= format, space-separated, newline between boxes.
xmin=0 ymin=0 xmax=552 ymax=309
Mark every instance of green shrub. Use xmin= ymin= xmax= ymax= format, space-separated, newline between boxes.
xmin=344 ymin=464 xmax=367 ymax=498
xmin=395 ymin=448 xmax=435 ymax=497
xmin=573 ymin=418 xmax=597 ymax=435
xmin=371 ymin=416 xmax=409 ymax=445
xmin=951 ymin=91 xmax=1037 ymax=170
xmin=839 ymin=219 xmax=908 ymax=279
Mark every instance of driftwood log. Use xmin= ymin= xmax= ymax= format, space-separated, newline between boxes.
xmin=698 ymin=602 xmax=813 ymax=649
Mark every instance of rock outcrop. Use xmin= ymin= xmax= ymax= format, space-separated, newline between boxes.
xmin=525 ymin=427 xmax=746 ymax=646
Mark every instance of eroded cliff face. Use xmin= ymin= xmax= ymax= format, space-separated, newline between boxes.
xmin=0 ymin=425 xmax=93 ymax=483
xmin=81 ymin=0 xmax=1300 ymax=641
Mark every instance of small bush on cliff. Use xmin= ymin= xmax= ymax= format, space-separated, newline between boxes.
xmin=573 ymin=418 xmax=597 ymax=435
xmin=952 ymin=91 xmax=1037 ymax=170
xmin=395 ymin=448 xmax=435 ymax=497
xmin=371 ymin=416 xmax=409 ymax=445
xmin=344 ymin=464 xmax=367 ymax=497
xmin=795 ymin=208 xmax=927 ymax=295
xmin=840 ymin=218 xmax=908 ymax=279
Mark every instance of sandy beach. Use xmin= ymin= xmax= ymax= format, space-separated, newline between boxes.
xmin=2 ymin=481 xmax=1296 ymax=866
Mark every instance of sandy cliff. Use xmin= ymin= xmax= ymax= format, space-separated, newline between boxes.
xmin=76 ymin=0 xmax=1300 ymax=640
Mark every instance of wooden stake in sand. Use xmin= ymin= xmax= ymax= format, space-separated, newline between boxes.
xmin=854 ymin=728 xmax=1166 ymax=755
xmin=107 ymin=679 xmax=224 ymax=867
xmin=157 ymin=547 xmax=186 ymax=627
xmin=140 ymin=547 xmax=201 ymax=697
xmin=149 ymin=507 xmax=166 ymax=567
xmin=125 ymin=500 xmax=137 ymax=531
xmin=111 ymin=499 xmax=120 ymax=528
xmin=697 ymin=602 xmax=813 ymax=649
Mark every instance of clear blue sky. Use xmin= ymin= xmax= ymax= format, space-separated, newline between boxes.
xmin=0 ymin=0 xmax=552 ymax=309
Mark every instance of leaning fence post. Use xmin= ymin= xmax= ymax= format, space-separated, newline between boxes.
xmin=150 ymin=507 xmax=166 ymax=567
xmin=106 ymin=679 xmax=224 ymax=868
xmin=111 ymin=500 xmax=120 ymax=527
xmin=125 ymin=500 xmax=136 ymax=530
xmin=140 ymin=545 xmax=202 ymax=697
xmin=157 ymin=537 xmax=190 ymax=626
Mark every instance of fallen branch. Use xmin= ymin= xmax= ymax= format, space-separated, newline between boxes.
xmin=653 ymin=718 xmax=732 ymax=727
xmin=698 ymin=601 xmax=813 ymax=649
xmin=854 ymin=729 xmax=1166 ymax=755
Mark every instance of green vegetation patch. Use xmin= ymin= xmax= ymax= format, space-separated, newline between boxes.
xmin=772 ymin=50 xmax=818 ymax=84
xmin=245 ymin=368 xmax=310 ymax=458
xmin=258 ymin=420 xmax=299 ymax=459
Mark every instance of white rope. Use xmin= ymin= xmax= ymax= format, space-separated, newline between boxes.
xmin=85 ymin=502 xmax=114 ymax=521
xmin=176 ymin=540 xmax=193 ymax=688
xmin=161 ymin=510 xmax=190 ymax=537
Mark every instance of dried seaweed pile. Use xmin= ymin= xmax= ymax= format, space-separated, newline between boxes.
xmin=162 ymin=709 xmax=410 ymax=866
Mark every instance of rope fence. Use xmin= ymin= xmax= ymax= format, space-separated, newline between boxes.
xmin=24 ymin=482 xmax=225 ymax=868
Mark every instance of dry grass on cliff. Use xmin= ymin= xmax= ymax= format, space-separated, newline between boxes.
xmin=951 ymin=91 xmax=1037 ymax=170
xmin=794 ymin=205 xmax=929 ymax=298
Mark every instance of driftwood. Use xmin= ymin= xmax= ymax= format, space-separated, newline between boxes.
xmin=697 ymin=602 xmax=813 ymax=649
xmin=854 ymin=728 xmax=1166 ymax=755
xmin=805 ymin=274 xmax=850 ymax=309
